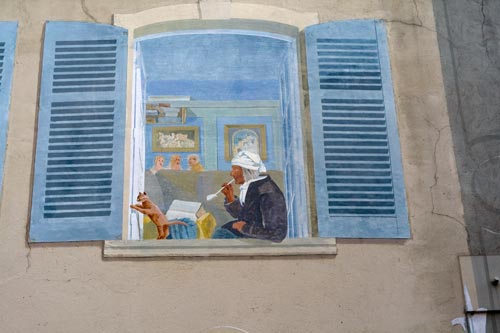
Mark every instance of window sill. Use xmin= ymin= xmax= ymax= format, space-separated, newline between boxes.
xmin=104 ymin=238 xmax=337 ymax=258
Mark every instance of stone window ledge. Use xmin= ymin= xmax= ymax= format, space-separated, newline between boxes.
xmin=104 ymin=238 xmax=336 ymax=258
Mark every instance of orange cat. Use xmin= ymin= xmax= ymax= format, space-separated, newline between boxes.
xmin=130 ymin=192 xmax=187 ymax=239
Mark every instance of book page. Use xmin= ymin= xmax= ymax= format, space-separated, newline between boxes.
xmin=166 ymin=199 xmax=201 ymax=221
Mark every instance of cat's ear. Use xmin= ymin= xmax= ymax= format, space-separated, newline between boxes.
xmin=144 ymin=192 xmax=147 ymax=195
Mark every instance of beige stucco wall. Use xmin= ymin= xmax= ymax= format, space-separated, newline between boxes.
xmin=0 ymin=1 xmax=469 ymax=332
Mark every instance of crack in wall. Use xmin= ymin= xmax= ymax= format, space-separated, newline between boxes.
xmin=81 ymin=0 xmax=98 ymax=23
xmin=26 ymin=241 xmax=32 ymax=273
xmin=197 ymin=0 xmax=202 ymax=19
xmin=478 ymin=0 xmax=499 ymax=73
xmin=412 ymin=0 xmax=423 ymax=26
xmin=480 ymin=0 xmax=487 ymax=42
xmin=436 ymin=0 xmax=500 ymax=76
xmin=383 ymin=8 xmax=458 ymax=50
xmin=425 ymin=119 xmax=470 ymax=240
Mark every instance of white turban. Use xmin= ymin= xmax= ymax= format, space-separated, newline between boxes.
xmin=231 ymin=151 xmax=266 ymax=173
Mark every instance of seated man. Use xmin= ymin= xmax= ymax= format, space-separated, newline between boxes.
xmin=212 ymin=151 xmax=287 ymax=243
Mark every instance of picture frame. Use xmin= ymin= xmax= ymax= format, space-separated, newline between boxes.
xmin=152 ymin=126 xmax=200 ymax=152
xmin=224 ymin=124 xmax=267 ymax=161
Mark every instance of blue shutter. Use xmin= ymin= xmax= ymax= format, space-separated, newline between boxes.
xmin=305 ymin=20 xmax=409 ymax=238
xmin=0 ymin=22 xmax=17 ymax=192
xmin=29 ymin=22 xmax=128 ymax=242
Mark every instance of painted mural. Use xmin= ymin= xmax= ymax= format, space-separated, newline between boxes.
xmin=28 ymin=19 xmax=409 ymax=243
xmin=133 ymin=31 xmax=301 ymax=242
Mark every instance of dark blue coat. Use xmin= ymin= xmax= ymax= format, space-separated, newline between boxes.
xmin=224 ymin=175 xmax=287 ymax=242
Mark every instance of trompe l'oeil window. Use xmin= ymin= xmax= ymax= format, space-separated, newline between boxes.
xmin=28 ymin=19 xmax=409 ymax=243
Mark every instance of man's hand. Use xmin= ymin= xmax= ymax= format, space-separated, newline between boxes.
xmin=232 ymin=221 xmax=246 ymax=232
xmin=221 ymin=181 xmax=235 ymax=203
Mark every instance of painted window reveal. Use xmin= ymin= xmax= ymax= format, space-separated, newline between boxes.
xmin=29 ymin=22 xmax=128 ymax=242
xmin=305 ymin=20 xmax=409 ymax=238
xmin=0 ymin=22 xmax=17 ymax=193
xmin=132 ymin=30 xmax=305 ymax=242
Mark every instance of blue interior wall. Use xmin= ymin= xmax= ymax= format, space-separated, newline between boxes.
xmin=139 ymin=31 xmax=289 ymax=172
xmin=147 ymin=79 xmax=280 ymax=100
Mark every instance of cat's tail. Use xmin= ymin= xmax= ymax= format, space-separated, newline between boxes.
xmin=167 ymin=220 xmax=189 ymax=226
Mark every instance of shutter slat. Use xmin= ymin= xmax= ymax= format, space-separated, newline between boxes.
xmin=306 ymin=20 xmax=409 ymax=238
xmin=52 ymin=36 xmax=118 ymax=94
xmin=0 ymin=22 xmax=17 ymax=194
xmin=30 ymin=22 xmax=127 ymax=242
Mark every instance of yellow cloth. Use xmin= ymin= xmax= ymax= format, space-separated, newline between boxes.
xmin=196 ymin=212 xmax=216 ymax=239
xmin=190 ymin=163 xmax=205 ymax=172
xmin=142 ymin=216 xmax=158 ymax=240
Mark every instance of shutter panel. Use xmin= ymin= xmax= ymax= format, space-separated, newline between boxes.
xmin=0 ymin=22 xmax=17 ymax=192
xmin=29 ymin=22 xmax=128 ymax=242
xmin=305 ymin=20 xmax=409 ymax=238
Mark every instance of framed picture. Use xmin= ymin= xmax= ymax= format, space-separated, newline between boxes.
xmin=224 ymin=124 xmax=267 ymax=161
xmin=152 ymin=126 xmax=200 ymax=152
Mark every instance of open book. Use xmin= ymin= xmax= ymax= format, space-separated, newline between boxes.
xmin=166 ymin=200 xmax=212 ymax=239
xmin=166 ymin=200 xmax=206 ymax=221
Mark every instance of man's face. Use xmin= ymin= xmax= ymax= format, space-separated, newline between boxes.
xmin=230 ymin=165 xmax=245 ymax=185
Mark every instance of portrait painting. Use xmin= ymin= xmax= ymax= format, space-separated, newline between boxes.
xmin=152 ymin=126 xmax=200 ymax=152
xmin=224 ymin=124 xmax=267 ymax=161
